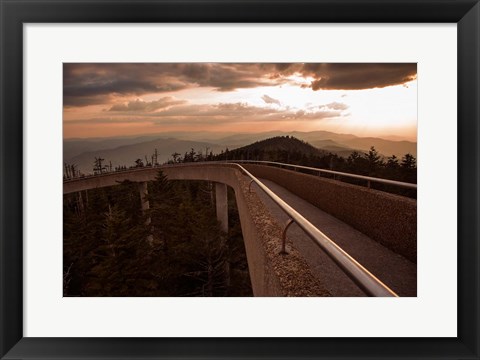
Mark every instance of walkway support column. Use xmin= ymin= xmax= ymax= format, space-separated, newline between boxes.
xmin=215 ymin=182 xmax=228 ymax=233
xmin=138 ymin=182 xmax=153 ymax=243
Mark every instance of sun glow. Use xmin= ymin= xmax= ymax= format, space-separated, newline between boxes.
xmin=63 ymin=64 xmax=417 ymax=140
xmin=285 ymin=73 xmax=315 ymax=87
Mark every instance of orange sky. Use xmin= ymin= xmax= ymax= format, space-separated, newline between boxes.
xmin=63 ymin=63 xmax=417 ymax=141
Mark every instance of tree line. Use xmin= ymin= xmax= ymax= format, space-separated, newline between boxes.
xmin=64 ymin=137 xmax=416 ymax=197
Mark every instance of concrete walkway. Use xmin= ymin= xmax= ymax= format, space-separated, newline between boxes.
xmin=251 ymin=178 xmax=417 ymax=297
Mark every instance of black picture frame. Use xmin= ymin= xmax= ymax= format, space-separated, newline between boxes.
xmin=1 ymin=1 xmax=479 ymax=359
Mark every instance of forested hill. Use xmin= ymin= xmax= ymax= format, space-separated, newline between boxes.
xmin=211 ymin=135 xmax=416 ymax=197
xmin=218 ymin=136 xmax=327 ymax=161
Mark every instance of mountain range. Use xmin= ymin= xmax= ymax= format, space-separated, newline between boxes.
xmin=64 ymin=130 xmax=417 ymax=174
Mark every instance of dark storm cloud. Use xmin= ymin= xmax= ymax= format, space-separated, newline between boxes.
xmin=63 ymin=63 xmax=281 ymax=107
xmin=63 ymin=63 xmax=417 ymax=107
xmin=63 ymin=63 xmax=188 ymax=107
xmin=301 ymin=63 xmax=417 ymax=91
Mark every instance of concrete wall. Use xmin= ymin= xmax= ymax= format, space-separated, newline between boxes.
xmin=215 ymin=183 xmax=228 ymax=233
xmin=63 ymin=164 xmax=329 ymax=296
xmin=243 ymin=164 xmax=417 ymax=263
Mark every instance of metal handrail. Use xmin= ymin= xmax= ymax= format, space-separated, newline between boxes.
xmin=232 ymin=163 xmax=398 ymax=297
xmin=231 ymin=160 xmax=417 ymax=190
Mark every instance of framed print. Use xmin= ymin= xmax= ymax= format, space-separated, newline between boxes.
xmin=1 ymin=0 xmax=479 ymax=359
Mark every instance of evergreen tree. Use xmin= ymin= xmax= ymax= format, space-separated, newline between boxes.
xmin=401 ymin=153 xmax=416 ymax=169
xmin=400 ymin=153 xmax=417 ymax=184
xmin=365 ymin=146 xmax=382 ymax=176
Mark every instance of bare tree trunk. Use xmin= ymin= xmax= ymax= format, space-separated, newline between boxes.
xmin=77 ymin=191 xmax=84 ymax=214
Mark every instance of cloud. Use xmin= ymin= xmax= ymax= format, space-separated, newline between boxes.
xmin=64 ymin=117 xmax=153 ymax=125
xmin=66 ymin=98 xmax=347 ymax=131
xmin=63 ymin=63 xmax=417 ymax=108
xmin=145 ymin=101 xmax=344 ymax=125
xmin=146 ymin=102 xmax=275 ymax=119
xmin=63 ymin=63 xmax=284 ymax=107
xmin=108 ymin=97 xmax=186 ymax=112
xmin=319 ymin=102 xmax=349 ymax=111
xmin=261 ymin=95 xmax=281 ymax=106
xmin=302 ymin=63 xmax=417 ymax=90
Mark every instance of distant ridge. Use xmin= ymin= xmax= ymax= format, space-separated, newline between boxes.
xmin=221 ymin=136 xmax=328 ymax=160
xmin=67 ymin=138 xmax=226 ymax=174
xmin=65 ymin=130 xmax=416 ymax=160
xmin=64 ymin=130 xmax=417 ymax=175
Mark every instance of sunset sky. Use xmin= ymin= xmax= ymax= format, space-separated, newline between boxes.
xmin=63 ymin=63 xmax=417 ymax=141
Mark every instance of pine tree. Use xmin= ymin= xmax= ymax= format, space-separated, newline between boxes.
xmin=365 ymin=146 xmax=382 ymax=176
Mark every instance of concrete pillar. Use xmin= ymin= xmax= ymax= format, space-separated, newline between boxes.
xmin=138 ymin=182 xmax=150 ymax=218
xmin=215 ymin=183 xmax=228 ymax=233
xmin=138 ymin=182 xmax=153 ymax=243
xmin=215 ymin=182 xmax=230 ymax=288
xmin=77 ymin=191 xmax=84 ymax=213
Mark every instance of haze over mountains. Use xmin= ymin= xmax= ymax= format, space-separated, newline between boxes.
xmin=64 ymin=130 xmax=417 ymax=174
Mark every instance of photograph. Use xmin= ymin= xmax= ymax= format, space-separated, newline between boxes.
xmin=2 ymin=0 xmax=479 ymax=357
xmin=63 ymin=63 xmax=418 ymax=297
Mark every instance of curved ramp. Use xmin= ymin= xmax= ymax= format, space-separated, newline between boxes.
xmin=63 ymin=163 xmax=416 ymax=296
